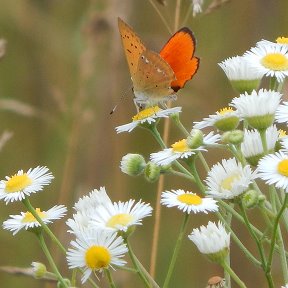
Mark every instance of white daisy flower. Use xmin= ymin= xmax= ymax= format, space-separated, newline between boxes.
xmin=241 ymin=126 xmax=279 ymax=166
xmin=161 ymin=189 xmax=218 ymax=214
xmin=275 ymin=101 xmax=288 ymax=124
xmin=243 ymin=42 xmax=288 ymax=82
xmin=230 ymin=89 xmax=281 ymax=130
xmin=257 ymin=37 xmax=288 ymax=48
xmin=3 ymin=205 xmax=67 ymax=235
xmin=219 ymin=55 xmax=263 ymax=81
xmin=188 ymin=221 xmax=230 ymax=258
xmin=0 ymin=166 xmax=54 ymax=204
xmin=281 ymin=284 xmax=288 ymax=288
xmin=90 ymin=199 xmax=152 ymax=232
xmin=257 ymin=151 xmax=288 ymax=192
xmin=67 ymin=229 xmax=128 ymax=283
xmin=192 ymin=0 xmax=203 ymax=16
xmin=115 ymin=106 xmax=182 ymax=133
xmin=193 ymin=107 xmax=240 ymax=131
xmin=74 ymin=187 xmax=112 ymax=212
xmin=67 ymin=187 xmax=113 ymax=235
xmin=205 ymin=158 xmax=256 ymax=199
xmin=218 ymin=56 xmax=262 ymax=93
xmin=150 ymin=133 xmax=219 ymax=166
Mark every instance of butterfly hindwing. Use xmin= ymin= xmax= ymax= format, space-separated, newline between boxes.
xmin=133 ymin=49 xmax=175 ymax=100
xmin=160 ymin=28 xmax=200 ymax=92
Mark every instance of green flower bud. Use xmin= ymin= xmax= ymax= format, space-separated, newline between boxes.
xmin=120 ymin=154 xmax=146 ymax=176
xmin=187 ymin=129 xmax=204 ymax=149
xmin=221 ymin=130 xmax=244 ymax=145
xmin=144 ymin=162 xmax=161 ymax=182
xmin=31 ymin=262 xmax=47 ymax=279
xmin=242 ymin=189 xmax=259 ymax=209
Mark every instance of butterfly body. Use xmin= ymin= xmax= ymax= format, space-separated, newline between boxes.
xmin=118 ymin=18 xmax=199 ymax=107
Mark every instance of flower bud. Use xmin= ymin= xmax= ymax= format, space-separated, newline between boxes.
xmin=187 ymin=129 xmax=204 ymax=149
xmin=31 ymin=262 xmax=47 ymax=279
xmin=242 ymin=189 xmax=259 ymax=209
xmin=144 ymin=162 xmax=161 ymax=182
xmin=120 ymin=154 xmax=146 ymax=176
xmin=221 ymin=130 xmax=244 ymax=145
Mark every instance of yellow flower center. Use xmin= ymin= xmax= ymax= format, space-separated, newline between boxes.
xmin=221 ymin=174 xmax=240 ymax=190
xmin=261 ymin=53 xmax=288 ymax=71
xmin=106 ymin=213 xmax=133 ymax=228
xmin=85 ymin=246 xmax=111 ymax=269
xmin=5 ymin=173 xmax=32 ymax=193
xmin=277 ymin=159 xmax=288 ymax=176
xmin=177 ymin=193 xmax=202 ymax=205
xmin=217 ymin=107 xmax=234 ymax=115
xmin=171 ymin=139 xmax=189 ymax=152
xmin=276 ymin=37 xmax=288 ymax=44
xmin=22 ymin=208 xmax=46 ymax=223
xmin=132 ymin=106 xmax=161 ymax=121
xmin=278 ymin=129 xmax=287 ymax=139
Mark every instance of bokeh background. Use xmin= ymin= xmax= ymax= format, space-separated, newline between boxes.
xmin=0 ymin=0 xmax=287 ymax=287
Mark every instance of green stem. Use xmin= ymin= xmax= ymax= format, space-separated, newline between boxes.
xmin=188 ymin=157 xmax=206 ymax=194
xmin=220 ymin=200 xmax=288 ymax=258
xmin=105 ymin=269 xmax=116 ymax=288
xmin=22 ymin=198 xmax=66 ymax=254
xmin=269 ymin=77 xmax=278 ymax=91
xmin=36 ymin=232 xmax=69 ymax=288
xmin=198 ymin=152 xmax=210 ymax=173
xmin=259 ymin=129 xmax=268 ymax=154
xmin=239 ymin=202 xmax=274 ymax=287
xmin=125 ymin=238 xmax=155 ymax=288
xmin=267 ymin=194 xmax=288 ymax=284
xmin=168 ymin=169 xmax=195 ymax=181
xmin=221 ymin=260 xmax=247 ymax=288
xmin=217 ymin=211 xmax=261 ymax=267
xmin=171 ymin=114 xmax=190 ymax=137
xmin=163 ymin=213 xmax=189 ymax=288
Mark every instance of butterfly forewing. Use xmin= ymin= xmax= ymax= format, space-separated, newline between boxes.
xmin=133 ymin=49 xmax=175 ymax=100
xmin=118 ymin=18 xmax=146 ymax=77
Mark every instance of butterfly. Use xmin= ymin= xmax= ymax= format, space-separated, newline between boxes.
xmin=118 ymin=17 xmax=199 ymax=107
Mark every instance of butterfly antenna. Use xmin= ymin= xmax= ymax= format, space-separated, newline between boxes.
xmin=109 ymin=86 xmax=133 ymax=115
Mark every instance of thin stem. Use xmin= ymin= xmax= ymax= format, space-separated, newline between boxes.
xmin=36 ymin=232 xmax=69 ymax=288
xmin=239 ymin=202 xmax=274 ymax=287
xmin=174 ymin=0 xmax=182 ymax=32
xmin=22 ymin=198 xmax=66 ymax=254
xmin=259 ymin=129 xmax=268 ymax=154
xmin=217 ymin=211 xmax=261 ymax=267
xmin=198 ymin=152 xmax=210 ymax=173
xmin=163 ymin=213 xmax=189 ymax=288
xmin=105 ymin=269 xmax=116 ymax=288
xmin=182 ymin=3 xmax=193 ymax=26
xmin=147 ymin=0 xmax=172 ymax=34
xmin=125 ymin=238 xmax=157 ymax=287
xmin=267 ymin=194 xmax=288 ymax=284
xmin=168 ymin=169 xmax=195 ymax=181
xmin=188 ymin=157 xmax=206 ymax=194
xmin=171 ymin=114 xmax=190 ymax=136
xmin=221 ymin=260 xmax=247 ymax=288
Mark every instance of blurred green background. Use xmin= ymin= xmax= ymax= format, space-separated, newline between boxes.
xmin=0 ymin=0 xmax=287 ymax=287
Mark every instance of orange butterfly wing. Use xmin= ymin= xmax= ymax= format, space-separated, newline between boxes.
xmin=160 ymin=28 xmax=200 ymax=92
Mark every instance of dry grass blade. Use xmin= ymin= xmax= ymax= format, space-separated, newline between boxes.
xmin=155 ymin=0 xmax=166 ymax=6
xmin=0 ymin=99 xmax=46 ymax=119
xmin=204 ymin=0 xmax=231 ymax=15
xmin=0 ymin=39 xmax=7 ymax=60
xmin=0 ymin=131 xmax=13 ymax=151
xmin=0 ymin=266 xmax=57 ymax=282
